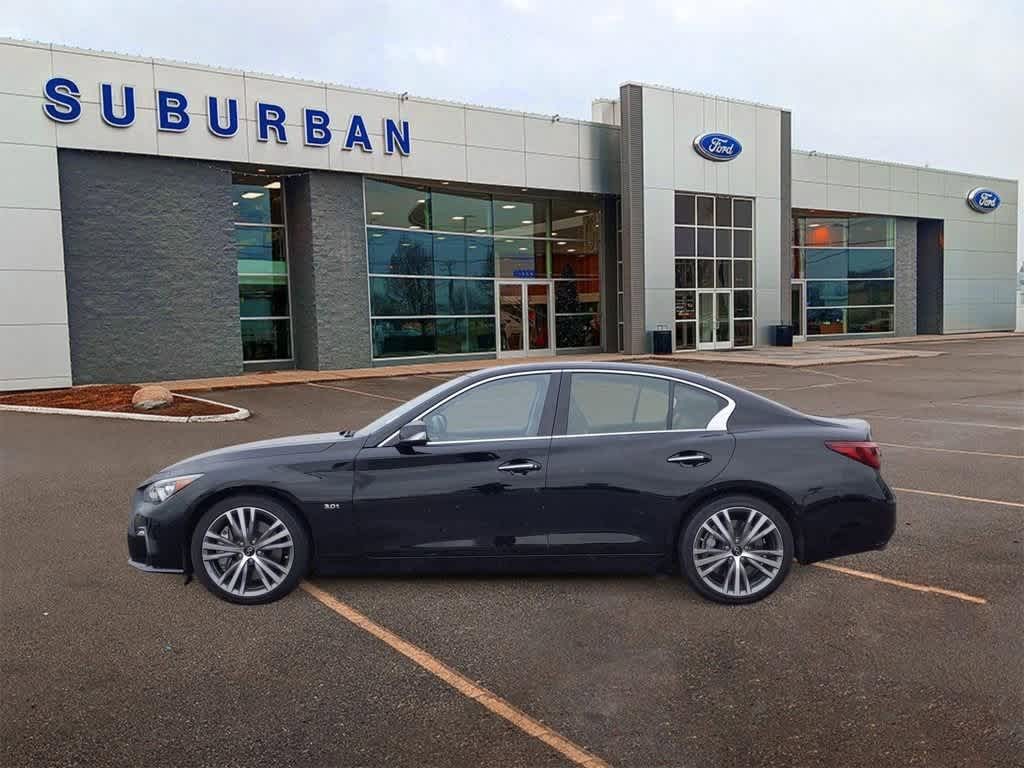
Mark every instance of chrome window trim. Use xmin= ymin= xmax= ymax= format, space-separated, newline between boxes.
xmin=559 ymin=368 xmax=735 ymax=433
xmin=376 ymin=367 xmax=736 ymax=448
xmin=377 ymin=370 xmax=555 ymax=447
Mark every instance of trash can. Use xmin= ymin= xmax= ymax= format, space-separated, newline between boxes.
xmin=652 ymin=326 xmax=673 ymax=355
xmin=771 ymin=324 xmax=794 ymax=347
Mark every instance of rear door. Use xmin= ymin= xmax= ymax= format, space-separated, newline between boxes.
xmin=353 ymin=372 xmax=558 ymax=558
xmin=543 ymin=371 xmax=735 ymax=556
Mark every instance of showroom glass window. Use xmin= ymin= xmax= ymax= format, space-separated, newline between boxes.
xmin=365 ymin=179 xmax=602 ymax=359
xmin=233 ymin=174 xmax=292 ymax=362
xmin=673 ymin=193 xmax=755 ymax=349
xmin=793 ymin=215 xmax=895 ymax=335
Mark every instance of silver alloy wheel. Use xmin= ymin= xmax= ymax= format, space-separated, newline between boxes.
xmin=691 ymin=506 xmax=785 ymax=598
xmin=201 ymin=506 xmax=294 ymax=598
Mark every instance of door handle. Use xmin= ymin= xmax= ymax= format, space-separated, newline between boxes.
xmin=667 ymin=451 xmax=711 ymax=467
xmin=498 ymin=459 xmax=542 ymax=474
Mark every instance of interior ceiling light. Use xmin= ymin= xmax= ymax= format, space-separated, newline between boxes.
xmin=241 ymin=192 xmax=264 ymax=199
xmin=518 ymin=247 xmax=527 ymax=252
xmin=501 ymin=204 xmax=516 ymax=210
xmin=371 ymin=233 xmax=382 ymax=238
xmin=370 ymin=211 xmax=384 ymax=216
xmin=257 ymin=168 xmax=267 ymax=172
xmin=475 ymin=228 xmax=487 ymax=233
xmin=409 ymin=225 xmax=421 ymax=229
xmin=521 ymin=220 xmax=532 ymax=224
xmin=557 ymin=241 xmax=567 ymax=245
xmin=574 ymin=209 xmax=588 ymax=214
xmin=416 ymin=198 xmax=426 ymax=204
xmin=568 ymin=248 xmax=576 ymax=253
xmin=451 ymin=215 xmax=465 ymax=221
xmin=551 ymin=232 xmax=558 ymax=236
xmin=263 ymin=181 xmax=281 ymax=189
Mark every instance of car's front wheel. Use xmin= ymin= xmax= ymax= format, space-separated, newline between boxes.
xmin=680 ymin=495 xmax=793 ymax=605
xmin=191 ymin=494 xmax=309 ymax=605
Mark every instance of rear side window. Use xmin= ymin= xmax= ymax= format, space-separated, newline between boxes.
xmin=424 ymin=373 xmax=552 ymax=442
xmin=671 ymin=382 xmax=727 ymax=429
xmin=567 ymin=373 xmax=671 ymax=435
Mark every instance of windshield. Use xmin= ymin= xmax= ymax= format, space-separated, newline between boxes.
xmin=352 ymin=373 xmax=471 ymax=438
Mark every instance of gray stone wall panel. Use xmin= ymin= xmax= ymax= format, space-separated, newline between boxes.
xmin=58 ymin=150 xmax=240 ymax=384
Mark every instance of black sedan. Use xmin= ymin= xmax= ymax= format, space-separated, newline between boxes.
xmin=127 ymin=362 xmax=895 ymax=605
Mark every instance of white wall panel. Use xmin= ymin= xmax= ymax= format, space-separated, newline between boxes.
xmin=334 ymin=143 xmax=404 ymax=175
xmin=671 ymin=91 xmax=706 ymax=192
xmin=859 ymin=162 xmax=891 ymax=190
xmin=153 ymin=63 xmax=245 ymax=117
xmin=465 ymin=109 xmax=524 ymax=152
xmin=891 ymin=166 xmax=918 ymax=193
xmin=641 ymin=87 xmax=674 ymax=191
xmin=792 ymin=179 xmax=827 ymax=208
xmin=242 ymin=75 xmax=326 ymax=127
xmin=916 ymin=169 xmax=946 ymax=196
xmin=244 ymin=117 xmax=330 ymax=170
xmin=525 ymin=117 xmax=578 ymax=156
xmin=579 ymin=158 xmax=618 ymax=194
xmin=826 ymin=184 xmax=859 ymax=211
xmin=0 ymin=324 xmax=72 ymax=387
xmin=579 ymin=123 xmax=617 ymax=160
xmin=0 ymin=270 xmax=68 ymax=324
xmin=0 ymin=93 xmax=56 ymax=146
xmin=326 ymin=88 xmax=402 ymax=139
xmin=859 ymin=187 xmax=891 ymax=215
xmin=158 ymin=119 xmax=249 ymax=162
xmin=398 ymin=99 xmax=466 ymax=144
xmin=401 ymin=138 xmax=467 ymax=182
xmin=753 ymin=107 xmax=780 ymax=198
xmin=826 ymin=157 xmax=858 ymax=187
xmin=791 ymin=152 xmax=827 ymax=183
xmin=51 ymin=49 xmax=157 ymax=109
xmin=466 ymin=146 xmax=525 ymax=187
xmin=0 ymin=208 xmax=64 ymax=270
xmin=56 ymin=103 xmax=159 ymax=155
xmin=0 ymin=41 xmax=52 ymax=97
xmin=525 ymin=153 xmax=579 ymax=191
xmin=0 ymin=144 xmax=60 ymax=209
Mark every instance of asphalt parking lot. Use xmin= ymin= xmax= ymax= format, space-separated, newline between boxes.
xmin=1 ymin=337 xmax=1021 ymax=768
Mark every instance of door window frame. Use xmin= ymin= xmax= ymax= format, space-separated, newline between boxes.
xmin=552 ymin=369 xmax=735 ymax=438
xmin=378 ymin=370 xmax=561 ymax=447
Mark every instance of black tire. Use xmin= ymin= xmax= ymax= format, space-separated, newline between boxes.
xmin=679 ymin=494 xmax=793 ymax=605
xmin=191 ymin=494 xmax=310 ymax=605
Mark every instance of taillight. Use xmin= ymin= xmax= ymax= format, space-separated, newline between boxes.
xmin=826 ymin=441 xmax=881 ymax=470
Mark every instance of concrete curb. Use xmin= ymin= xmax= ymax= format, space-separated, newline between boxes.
xmin=0 ymin=392 xmax=250 ymax=423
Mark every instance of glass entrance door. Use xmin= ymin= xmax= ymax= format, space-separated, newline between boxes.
xmin=697 ymin=290 xmax=733 ymax=350
xmin=791 ymin=280 xmax=806 ymax=342
xmin=497 ymin=281 xmax=554 ymax=357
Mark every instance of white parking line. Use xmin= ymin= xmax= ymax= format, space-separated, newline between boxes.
xmin=870 ymin=415 xmax=1024 ymax=431
xmin=877 ymin=443 xmax=1023 ymax=460
xmin=811 ymin=563 xmax=987 ymax=605
xmin=893 ymin=487 xmax=1024 ymax=509
xmin=307 ymin=382 xmax=406 ymax=403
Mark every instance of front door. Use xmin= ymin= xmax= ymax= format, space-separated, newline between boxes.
xmin=498 ymin=281 xmax=554 ymax=358
xmin=353 ymin=372 xmax=558 ymax=558
xmin=790 ymin=280 xmax=806 ymax=342
xmin=697 ymin=290 xmax=733 ymax=350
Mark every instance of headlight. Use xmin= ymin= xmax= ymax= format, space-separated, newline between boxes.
xmin=144 ymin=474 xmax=203 ymax=504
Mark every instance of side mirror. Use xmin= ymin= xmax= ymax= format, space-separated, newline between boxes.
xmin=397 ymin=421 xmax=429 ymax=446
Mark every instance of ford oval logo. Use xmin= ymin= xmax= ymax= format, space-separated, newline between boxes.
xmin=693 ymin=132 xmax=742 ymax=162
xmin=966 ymin=187 xmax=1000 ymax=213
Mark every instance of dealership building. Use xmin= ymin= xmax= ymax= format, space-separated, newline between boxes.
xmin=0 ymin=38 xmax=1018 ymax=391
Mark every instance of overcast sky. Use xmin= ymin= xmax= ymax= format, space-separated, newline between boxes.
xmin=3 ymin=0 xmax=1021 ymax=265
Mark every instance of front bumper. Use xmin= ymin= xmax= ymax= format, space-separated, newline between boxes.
xmin=126 ymin=488 xmax=191 ymax=573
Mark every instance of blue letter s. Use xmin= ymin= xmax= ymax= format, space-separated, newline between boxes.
xmin=42 ymin=77 xmax=82 ymax=123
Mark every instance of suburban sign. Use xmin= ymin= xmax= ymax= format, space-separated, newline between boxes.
xmin=693 ymin=132 xmax=742 ymax=162
xmin=41 ymin=76 xmax=412 ymax=155
xmin=966 ymin=187 xmax=1001 ymax=213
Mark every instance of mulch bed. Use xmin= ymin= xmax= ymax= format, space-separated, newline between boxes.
xmin=0 ymin=384 xmax=236 ymax=417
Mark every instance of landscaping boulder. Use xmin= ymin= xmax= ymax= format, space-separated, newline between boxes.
xmin=132 ymin=385 xmax=174 ymax=410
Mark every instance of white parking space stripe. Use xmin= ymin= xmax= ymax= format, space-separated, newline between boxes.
xmin=811 ymin=563 xmax=988 ymax=605
xmin=870 ymin=415 xmax=1024 ymax=431
xmin=307 ymin=382 xmax=406 ymax=403
xmin=893 ymin=487 xmax=1024 ymax=509
xmin=877 ymin=443 xmax=1023 ymax=460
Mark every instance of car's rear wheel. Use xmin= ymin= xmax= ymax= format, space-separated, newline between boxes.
xmin=679 ymin=495 xmax=793 ymax=605
xmin=191 ymin=494 xmax=309 ymax=605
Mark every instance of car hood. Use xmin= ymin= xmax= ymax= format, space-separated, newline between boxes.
xmin=155 ymin=432 xmax=355 ymax=478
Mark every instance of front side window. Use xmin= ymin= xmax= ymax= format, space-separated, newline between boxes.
xmin=423 ymin=374 xmax=552 ymax=442
xmin=567 ymin=373 xmax=671 ymax=435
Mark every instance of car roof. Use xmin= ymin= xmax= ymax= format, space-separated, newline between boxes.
xmin=462 ymin=360 xmax=710 ymax=384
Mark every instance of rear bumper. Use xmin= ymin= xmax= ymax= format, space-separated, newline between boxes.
xmin=798 ymin=477 xmax=896 ymax=563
